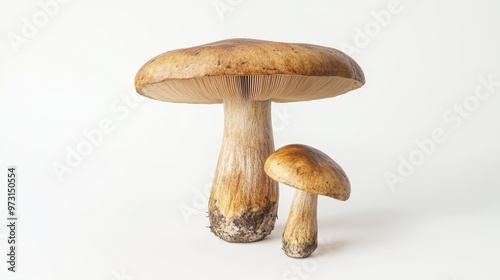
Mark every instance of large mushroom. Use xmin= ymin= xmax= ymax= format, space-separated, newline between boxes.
xmin=135 ymin=38 xmax=364 ymax=243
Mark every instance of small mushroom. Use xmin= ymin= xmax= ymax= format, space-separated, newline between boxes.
xmin=264 ymin=144 xmax=350 ymax=258
xmin=135 ymin=39 xmax=363 ymax=243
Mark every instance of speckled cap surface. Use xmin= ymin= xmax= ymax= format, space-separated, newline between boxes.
xmin=135 ymin=38 xmax=365 ymax=104
xmin=264 ymin=144 xmax=351 ymax=201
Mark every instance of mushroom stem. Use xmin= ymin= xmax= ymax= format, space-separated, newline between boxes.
xmin=283 ymin=189 xmax=318 ymax=258
xmin=209 ymin=99 xmax=279 ymax=243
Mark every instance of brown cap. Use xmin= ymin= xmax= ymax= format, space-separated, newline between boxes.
xmin=135 ymin=38 xmax=365 ymax=104
xmin=264 ymin=144 xmax=350 ymax=201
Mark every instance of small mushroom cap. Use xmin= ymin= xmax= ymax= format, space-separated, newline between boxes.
xmin=135 ymin=38 xmax=364 ymax=104
xmin=264 ymin=144 xmax=350 ymax=201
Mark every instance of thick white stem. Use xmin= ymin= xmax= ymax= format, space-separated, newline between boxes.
xmin=282 ymin=190 xmax=318 ymax=258
xmin=209 ymin=99 xmax=279 ymax=243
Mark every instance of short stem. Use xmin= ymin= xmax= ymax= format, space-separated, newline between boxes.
xmin=209 ymin=99 xmax=279 ymax=243
xmin=282 ymin=190 xmax=318 ymax=258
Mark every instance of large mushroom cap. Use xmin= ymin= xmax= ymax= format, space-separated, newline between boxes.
xmin=264 ymin=144 xmax=351 ymax=201
xmin=135 ymin=38 xmax=365 ymax=104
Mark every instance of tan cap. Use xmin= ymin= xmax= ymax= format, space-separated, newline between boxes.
xmin=135 ymin=38 xmax=365 ymax=104
xmin=264 ymin=144 xmax=350 ymax=201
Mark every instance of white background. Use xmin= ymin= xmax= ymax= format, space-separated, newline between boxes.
xmin=1 ymin=0 xmax=499 ymax=279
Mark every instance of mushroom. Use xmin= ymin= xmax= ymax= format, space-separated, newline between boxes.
xmin=264 ymin=144 xmax=351 ymax=258
xmin=135 ymin=39 xmax=364 ymax=243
